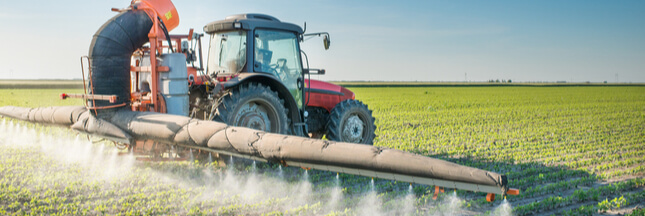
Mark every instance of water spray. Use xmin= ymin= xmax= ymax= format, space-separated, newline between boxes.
xmin=170 ymin=145 xmax=175 ymax=160
xmin=189 ymin=149 xmax=194 ymax=162
xmin=278 ymin=165 xmax=283 ymax=178
xmin=492 ymin=196 xmax=513 ymax=216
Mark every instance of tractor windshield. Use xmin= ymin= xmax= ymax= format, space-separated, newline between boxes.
xmin=207 ymin=30 xmax=247 ymax=75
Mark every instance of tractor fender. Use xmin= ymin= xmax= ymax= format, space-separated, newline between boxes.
xmin=222 ymin=73 xmax=305 ymax=136
xmin=305 ymin=79 xmax=356 ymax=112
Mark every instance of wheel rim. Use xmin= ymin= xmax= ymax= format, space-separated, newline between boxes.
xmin=342 ymin=114 xmax=365 ymax=143
xmin=234 ymin=100 xmax=279 ymax=132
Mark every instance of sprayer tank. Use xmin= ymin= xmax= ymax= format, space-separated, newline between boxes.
xmin=158 ymin=53 xmax=189 ymax=116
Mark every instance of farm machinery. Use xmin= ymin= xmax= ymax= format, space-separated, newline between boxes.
xmin=74 ymin=1 xmax=376 ymax=159
xmin=0 ymin=0 xmax=518 ymax=201
xmin=127 ymin=13 xmax=376 ymax=145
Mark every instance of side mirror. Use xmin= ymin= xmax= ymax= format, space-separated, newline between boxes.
xmin=303 ymin=68 xmax=326 ymax=75
xmin=323 ymin=35 xmax=330 ymax=50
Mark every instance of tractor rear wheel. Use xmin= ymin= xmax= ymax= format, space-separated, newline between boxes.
xmin=214 ymin=83 xmax=289 ymax=134
xmin=326 ymin=100 xmax=376 ymax=145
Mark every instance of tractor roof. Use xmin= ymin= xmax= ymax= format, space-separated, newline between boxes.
xmin=203 ymin=13 xmax=304 ymax=35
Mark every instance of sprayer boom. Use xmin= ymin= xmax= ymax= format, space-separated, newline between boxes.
xmin=0 ymin=105 xmax=518 ymax=198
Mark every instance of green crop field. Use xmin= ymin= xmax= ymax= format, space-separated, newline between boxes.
xmin=1 ymin=84 xmax=644 ymax=215
xmin=351 ymin=86 xmax=645 ymax=215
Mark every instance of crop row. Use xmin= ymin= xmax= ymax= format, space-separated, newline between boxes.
xmin=513 ymin=178 xmax=645 ymax=215
xmin=562 ymin=190 xmax=645 ymax=215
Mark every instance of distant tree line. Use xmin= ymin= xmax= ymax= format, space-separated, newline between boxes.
xmin=488 ymin=79 xmax=512 ymax=83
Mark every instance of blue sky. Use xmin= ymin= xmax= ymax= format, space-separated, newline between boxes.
xmin=1 ymin=0 xmax=643 ymax=82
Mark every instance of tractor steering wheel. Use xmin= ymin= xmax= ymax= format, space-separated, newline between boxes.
xmin=262 ymin=64 xmax=284 ymax=80
xmin=275 ymin=65 xmax=295 ymax=82
xmin=274 ymin=58 xmax=293 ymax=81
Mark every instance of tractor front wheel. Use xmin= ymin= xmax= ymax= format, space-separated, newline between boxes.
xmin=326 ymin=100 xmax=376 ymax=145
xmin=214 ymin=83 xmax=289 ymax=134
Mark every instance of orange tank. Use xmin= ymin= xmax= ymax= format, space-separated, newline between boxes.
xmin=133 ymin=0 xmax=179 ymax=31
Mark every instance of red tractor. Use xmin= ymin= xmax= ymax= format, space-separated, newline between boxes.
xmin=131 ymin=13 xmax=376 ymax=145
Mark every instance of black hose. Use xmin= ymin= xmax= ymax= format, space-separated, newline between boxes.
xmin=88 ymin=10 xmax=153 ymax=117
xmin=157 ymin=16 xmax=174 ymax=53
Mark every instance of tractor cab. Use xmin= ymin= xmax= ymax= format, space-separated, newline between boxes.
xmin=205 ymin=14 xmax=304 ymax=107
xmin=203 ymin=14 xmax=306 ymax=133
xmin=199 ymin=14 xmax=376 ymax=144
